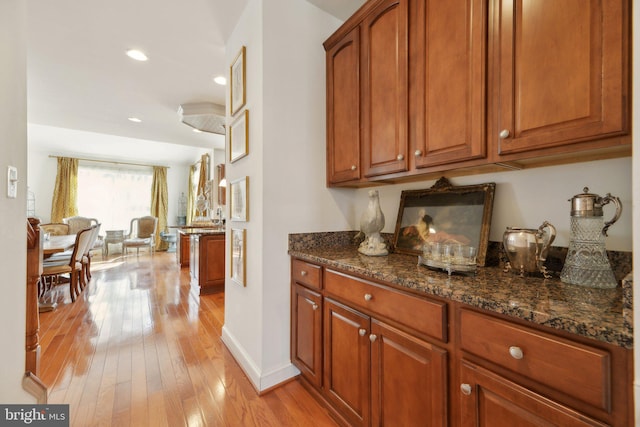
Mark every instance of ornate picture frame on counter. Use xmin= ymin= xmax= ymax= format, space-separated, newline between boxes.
xmin=393 ymin=177 xmax=496 ymax=271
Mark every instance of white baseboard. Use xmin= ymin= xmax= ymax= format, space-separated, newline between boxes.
xmin=221 ymin=325 xmax=300 ymax=392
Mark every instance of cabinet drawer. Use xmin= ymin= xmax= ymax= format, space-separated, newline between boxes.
xmin=325 ymin=269 xmax=446 ymax=342
xmin=292 ymin=259 xmax=322 ymax=289
xmin=459 ymin=309 xmax=611 ymax=411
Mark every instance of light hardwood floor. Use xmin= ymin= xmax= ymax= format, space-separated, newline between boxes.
xmin=38 ymin=251 xmax=338 ymax=427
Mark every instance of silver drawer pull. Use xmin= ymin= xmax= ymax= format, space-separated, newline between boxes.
xmin=460 ymin=383 xmax=472 ymax=395
xmin=311 ymin=303 xmax=318 ymax=311
xmin=509 ymin=346 xmax=524 ymax=360
xmin=397 ymin=154 xmax=404 ymax=161
xmin=300 ymin=270 xmax=307 ymax=276
xmin=414 ymin=149 xmax=422 ymax=156
xmin=351 ymin=165 xmax=357 ymax=171
xmin=499 ymin=129 xmax=511 ymax=139
xmin=364 ymin=293 xmax=373 ymax=301
xmin=359 ymin=328 xmax=367 ymax=337
xmin=369 ymin=334 xmax=377 ymax=342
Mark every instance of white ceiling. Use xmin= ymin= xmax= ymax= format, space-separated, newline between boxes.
xmin=26 ymin=0 xmax=364 ymax=164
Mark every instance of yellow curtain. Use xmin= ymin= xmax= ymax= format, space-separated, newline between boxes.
xmin=187 ymin=165 xmax=195 ymax=225
xmin=151 ymin=166 xmax=169 ymax=251
xmin=50 ymin=157 xmax=79 ymax=223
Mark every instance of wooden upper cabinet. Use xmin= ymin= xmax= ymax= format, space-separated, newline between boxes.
xmin=326 ymin=27 xmax=361 ymax=185
xmin=491 ymin=0 xmax=629 ymax=158
xmin=361 ymin=0 xmax=409 ymax=178
xmin=411 ymin=0 xmax=487 ymax=168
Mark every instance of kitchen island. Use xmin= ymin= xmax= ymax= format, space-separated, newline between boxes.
xmin=289 ymin=231 xmax=633 ymax=426
xmin=178 ymin=228 xmax=225 ymax=295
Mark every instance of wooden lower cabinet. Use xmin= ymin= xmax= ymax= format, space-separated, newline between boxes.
xmin=370 ymin=319 xmax=447 ymax=427
xmin=322 ymin=297 xmax=448 ymax=427
xmin=190 ymin=233 xmax=225 ymax=295
xmin=324 ymin=299 xmax=371 ymax=426
xmin=177 ymin=231 xmax=190 ymax=268
xmin=291 ymin=284 xmax=323 ymax=388
xmin=459 ymin=361 xmax=607 ymax=427
xmin=291 ymin=258 xmax=632 ymax=426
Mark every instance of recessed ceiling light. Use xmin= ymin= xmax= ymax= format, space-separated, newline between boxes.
xmin=128 ymin=117 xmax=142 ymax=123
xmin=192 ymin=128 xmax=202 ymax=133
xmin=213 ymin=75 xmax=227 ymax=85
xmin=126 ymin=49 xmax=148 ymax=61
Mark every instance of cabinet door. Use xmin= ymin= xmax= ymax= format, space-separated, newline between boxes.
xmin=200 ymin=234 xmax=225 ymax=291
xmin=324 ymin=298 xmax=370 ymax=427
xmin=411 ymin=0 xmax=486 ymax=168
xmin=361 ymin=0 xmax=409 ymax=178
xmin=326 ymin=27 xmax=361 ymax=185
xmin=459 ymin=361 xmax=608 ymax=427
xmin=492 ymin=0 xmax=629 ymax=157
xmin=370 ymin=320 xmax=447 ymax=427
xmin=291 ymin=284 xmax=323 ymax=388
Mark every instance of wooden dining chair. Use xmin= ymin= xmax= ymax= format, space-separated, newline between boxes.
xmin=40 ymin=223 xmax=70 ymax=236
xmin=63 ymin=216 xmax=98 ymax=235
xmin=41 ymin=226 xmax=95 ymax=302
xmin=82 ymin=224 xmax=101 ymax=284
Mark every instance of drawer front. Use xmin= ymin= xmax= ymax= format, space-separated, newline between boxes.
xmin=325 ymin=269 xmax=446 ymax=342
xmin=459 ymin=309 xmax=611 ymax=411
xmin=292 ymin=259 xmax=322 ymax=289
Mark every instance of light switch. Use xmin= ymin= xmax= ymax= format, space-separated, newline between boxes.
xmin=7 ymin=166 xmax=17 ymax=199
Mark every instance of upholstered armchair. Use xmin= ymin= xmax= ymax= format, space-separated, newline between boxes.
xmin=123 ymin=216 xmax=158 ymax=255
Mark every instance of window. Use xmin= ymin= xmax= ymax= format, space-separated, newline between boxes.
xmin=77 ymin=162 xmax=153 ymax=232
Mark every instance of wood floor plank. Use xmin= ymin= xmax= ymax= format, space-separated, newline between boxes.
xmin=38 ymin=252 xmax=338 ymax=426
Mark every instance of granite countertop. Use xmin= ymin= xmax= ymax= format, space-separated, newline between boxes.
xmin=289 ymin=232 xmax=633 ymax=349
xmin=178 ymin=228 xmax=225 ymax=236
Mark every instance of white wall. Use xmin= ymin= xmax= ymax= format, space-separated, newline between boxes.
xmin=27 ymin=126 xmax=212 ymax=229
xmin=222 ymin=0 xmax=349 ymax=390
xmin=0 ymin=0 xmax=35 ymax=403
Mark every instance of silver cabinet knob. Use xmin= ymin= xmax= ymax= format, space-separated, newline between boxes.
xmin=499 ymin=129 xmax=510 ymax=139
xmin=414 ymin=150 xmax=422 ymax=156
xmin=300 ymin=270 xmax=307 ymax=276
xmin=351 ymin=165 xmax=357 ymax=171
xmin=364 ymin=293 xmax=373 ymax=301
xmin=359 ymin=328 xmax=367 ymax=337
xmin=460 ymin=383 xmax=472 ymax=395
xmin=509 ymin=346 xmax=524 ymax=359
xmin=369 ymin=334 xmax=377 ymax=342
xmin=311 ymin=303 xmax=318 ymax=311
xmin=397 ymin=154 xmax=404 ymax=161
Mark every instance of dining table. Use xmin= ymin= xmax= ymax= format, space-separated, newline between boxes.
xmin=43 ymin=234 xmax=76 ymax=258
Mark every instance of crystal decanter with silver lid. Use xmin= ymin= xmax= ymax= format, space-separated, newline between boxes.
xmin=560 ymin=187 xmax=622 ymax=288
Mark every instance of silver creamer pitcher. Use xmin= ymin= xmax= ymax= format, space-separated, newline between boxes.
xmin=503 ymin=221 xmax=556 ymax=278
xmin=560 ymin=187 xmax=622 ymax=288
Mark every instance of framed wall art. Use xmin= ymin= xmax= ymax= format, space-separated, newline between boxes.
xmin=230 ymin=228 xmax=246 ymax=286
xmin=229 ymin=176 xmax=249 ymax=221
xmin=230 ymin=46 xmax=246 ymax=116
xmin=392 ymin=177 xmax=496 ymax=265
xmin=229 ymin=109 xmax=249 ymax=163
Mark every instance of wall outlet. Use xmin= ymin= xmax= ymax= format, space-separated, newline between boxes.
xmin=7 ymin=166 xmax=17 ymax=199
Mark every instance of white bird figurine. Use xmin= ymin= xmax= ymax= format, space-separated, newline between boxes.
xmin=358 ymin=190 xmax=388 ymax=256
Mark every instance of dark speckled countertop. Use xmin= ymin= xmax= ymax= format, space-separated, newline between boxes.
xmin=289 ymin=232 xmax=633 ymax=349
